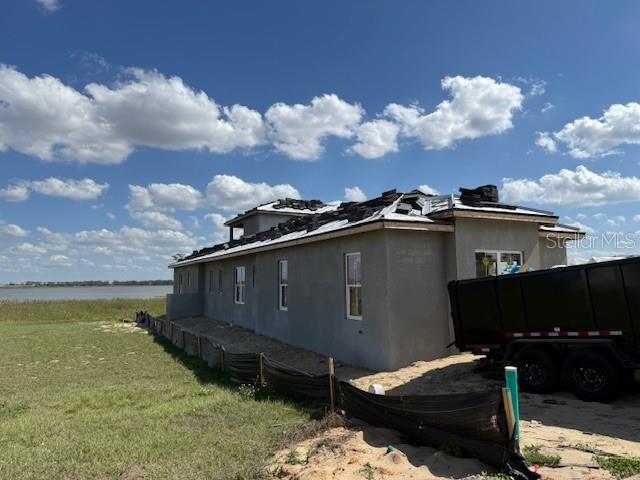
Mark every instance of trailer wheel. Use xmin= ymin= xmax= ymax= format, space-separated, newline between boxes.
xmin=562 ymin=350 xmax=621 ymax=403
xmin=512 ymin=347 xmax=559 ymax=394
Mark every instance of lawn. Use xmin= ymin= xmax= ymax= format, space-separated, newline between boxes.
xmin=0 ymin=299 xmax=312 ymax=480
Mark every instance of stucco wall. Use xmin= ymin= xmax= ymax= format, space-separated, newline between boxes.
xmin=242 ymin=213 xmax=299 ymax=236
xmin=172 ymin=264 xmax=202 ymax=294
xmin=196 ymin=229 xmax=393 ymax=370
xmin=538 ymin=235 xmax=569 ymax=267
xmin=453 ymin=218 xmax=542 ymax=280
xmin=385 ymin=230 xmax=455 ymax=367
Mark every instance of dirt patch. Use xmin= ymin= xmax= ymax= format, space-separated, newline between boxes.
xmin=175 ymin=317 xmax=640 ymax=479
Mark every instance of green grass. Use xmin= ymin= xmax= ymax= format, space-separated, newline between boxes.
xmin=0 ymin=299 xmax=312 ymax=479
xmin=522 ymin=444 xmax=561 ymax=467
xmin=594 ymin=456 xmax=640 ymax=479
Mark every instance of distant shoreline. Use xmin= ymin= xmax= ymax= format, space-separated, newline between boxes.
xmin=0 ymin=282 xmax=172 ymax=289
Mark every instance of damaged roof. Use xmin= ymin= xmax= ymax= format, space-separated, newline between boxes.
xmin=225 ymin=198 xmax=338 ymax=226
xmin=171 ymin=185 xmax=574 ymax=268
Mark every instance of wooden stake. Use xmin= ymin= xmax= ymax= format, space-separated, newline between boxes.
xmin=259 ymin=353 xmax=265 ymax=387
xmin=328 ymin=356 xmax=335 ymax=412
xmin=502 ymin=387 xmax=516 ymax=440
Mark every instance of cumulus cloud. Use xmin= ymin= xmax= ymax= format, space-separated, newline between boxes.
xmin=15 ymin=242 xmax=46 ymax=255
xmin=384 ymin=76 xmax=523 ymax=151
xmin=35 ymin=0 xmax=60 ymax=12
xmin=0 ymin=177 xmax=109 ymax=202
xmin=547 ymin=102 xmax=640 ymax=158
xmin=535 ymin=131 xmax=557 ymax=153
xmin=417 ymin=184 xmax=439 ymax=195
xmin=1 ymin=66 xmax=527 ymax=163
xmin=265 ymin=94 xmax=363 ymax=160
xmin=127 ymin=183 xmax=203 ymax=212
xmin=0 ymin=65 xmax=264 ymax=164
xmin=344 ymin=186 xmax=366 ymax=202
xmin=0 ymin=222 xmax=29 ymax=237
xmin=206 ymin=174 xmax=300 ymax=211
xmin=348 ymin=120 xmax=399 ymax=159
xmin=129 ymin=211 xmax=183 ymax=230
xmin=502 ymin=165 xmax=640 ymax=206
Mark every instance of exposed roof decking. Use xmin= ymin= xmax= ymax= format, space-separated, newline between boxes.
xmin=171 ymin=187 xmax=580 ymax=268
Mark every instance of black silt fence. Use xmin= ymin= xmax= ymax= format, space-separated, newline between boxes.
xmin=141 ymin=314 xmax=537 ymax=479
xmin=263 ymin=357 xmax=334 ymax=402
xmin=339 ymin=381 xmax=536 ymax=479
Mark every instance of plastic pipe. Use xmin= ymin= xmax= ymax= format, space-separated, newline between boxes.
xmin=504 ymin=366 xmax=520 ymax=440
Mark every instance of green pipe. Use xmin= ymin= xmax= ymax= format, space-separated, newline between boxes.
xmin=504 ymin=366 xmax=520 ymax=440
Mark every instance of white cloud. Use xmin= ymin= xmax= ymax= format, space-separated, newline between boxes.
xmin=204 ymin=213 xmax=230 ymax=243
xmin=550 ymin=102 xmax=640 ymax=158
xmin=344 ymin=186 xmax=366 ymax=202
xmin=0 ymin=182 xmax=30 ymax=202
xmin=0 ymin=222 xmax=29 ymax=237
xmin=634 ymin=214 xmax=640 ymax=222
xmin=0 ymin=177 xmax=108 ymax=202
xmin=127 ymin=183 xmax=203 ymax=212
xmin=35 ymin=0 xmax=60 ymax=12
xmin=529 ymin=80 xmax=546 ymax=97
xmin=348 ymin=120 xmax=399 ymax=159
xmin=15 ymin=242 xmax=47 ymax=255
xmin=566 ymin=220 xmax=595 ymax=234
xmin=206 ymin=174 xmax=300 ymax=211
xmin=106 ymin=212 xmax=116 ymax=220
xmin=0 ymin=65 xmax=264 ymax=164
xmin=535 ymin=131 xmax=557 ymax=153
xmin=46 ymin=254 xmax=72 ymax=267
xmin=502 ymin=165 xmax=640 ymax=206
xmin=384 ymin=76 xmax=523 ymax=151
xmin=417 ymin=184 xmax=439 ymax=195
xmin=265 ymin=94 xmax=363 ymax=160
xmin=541 ymin=102 xmax=554 ymax=113
xmin=129 ymin=211 xmax=182 ymax=230
xmin=87 ymin=69 xmax=266 ymax=154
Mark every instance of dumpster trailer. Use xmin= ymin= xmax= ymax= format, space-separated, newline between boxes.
xmin=448 ymin=257 xmax=640 ymax=402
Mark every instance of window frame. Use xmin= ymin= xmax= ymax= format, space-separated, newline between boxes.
xmin=345 ymin=252 xmax=362 ymax=320
xmin=178 ymin=272 xmax=183 ymax=293
xmin=208 ymin=269 xmax=214 ymax=294
xmin=218 ymin=268 xmax=223 ymax=294
xmin=278 ymin=260 xmax=288 ymax=311
xmin=234 ymin=266 xmax=246 ymax=305
xmin=474 ymin=249 xmax=524 ymax=277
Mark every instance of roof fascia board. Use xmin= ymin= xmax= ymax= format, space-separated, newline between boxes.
xmin=430 ymin=209 xmax=559 ymax=224
xmin=171 ymin=219 xmax=454 ymax=268
xmin=538 ymin=230 xmax=586 ymax=240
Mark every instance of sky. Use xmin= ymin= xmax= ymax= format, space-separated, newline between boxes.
xmin=2 ymin=0 xmax=640 ymax=282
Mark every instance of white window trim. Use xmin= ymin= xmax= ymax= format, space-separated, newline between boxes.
xmin=345 ymin=252 xmax=362 ymax=320
xmin=278 ymin=260 xmax=288 ymax=311
xmin=234 ymin=266 xmax=245 ymax=304
xmin=474 ymin=249 xmax=524 ymax=277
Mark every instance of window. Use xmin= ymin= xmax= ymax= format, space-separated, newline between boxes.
xmin=178 ymin=273 xmax=183 ymax=293
xmin=208 ymin=270 xmax=214 ymax=293
xmin=475 ymin=250 xmax=523 ymax=277
xmin=278 ymin=260 xmax=288 ymax=310
xmin=234 ymin=266 xmax=246 ymax=304
xmin=218 ymin=268 xmax=223 ymax=294
xmin=345 ymin=252 xmax=362 ymax=319
xmin=186 ymin=271 xmax=191 ymax=289
xmin=252 ymin=264 xmax=256 ymax=288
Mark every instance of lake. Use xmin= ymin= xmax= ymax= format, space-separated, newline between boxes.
xmin=0 ymin=285 xmax=173 ymax=302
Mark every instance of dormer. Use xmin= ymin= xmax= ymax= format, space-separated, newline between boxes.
xmin=223 ymin=198 xmax=331 ymax=240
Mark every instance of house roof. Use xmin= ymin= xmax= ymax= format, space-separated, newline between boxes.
xmin=171 ymin=186 xmax=575 ymax=268
xmin=224 ymin=198 xmax=339 ymax=227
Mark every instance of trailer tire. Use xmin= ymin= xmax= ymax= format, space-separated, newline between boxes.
xmin=562 ymin=350 xmax=621 ymax=403
xmin=512 ymin=346 xmax=559 ymax=394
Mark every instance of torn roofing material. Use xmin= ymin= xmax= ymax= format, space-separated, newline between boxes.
xmin=171 ymin=186 xmax=573 ymax=268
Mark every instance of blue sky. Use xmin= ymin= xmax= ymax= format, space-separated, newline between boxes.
xmin=2 ymin=0 xmax=640 ymax=281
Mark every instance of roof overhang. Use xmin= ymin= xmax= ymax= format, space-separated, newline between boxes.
xmin=171 ymin=219 xmax=454 ymax=268
xmin=538 ymin=229 xmax=586 ymax=240
xmin=429 ymin=208 xmax=559 ymax=224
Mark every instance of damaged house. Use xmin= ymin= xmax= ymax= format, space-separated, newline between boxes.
xmin=167 ymin=185 xmax=583 ymax=371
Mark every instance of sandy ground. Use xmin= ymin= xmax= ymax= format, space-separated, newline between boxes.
xmin=172 ymin=317 xmax=640 ymax=479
